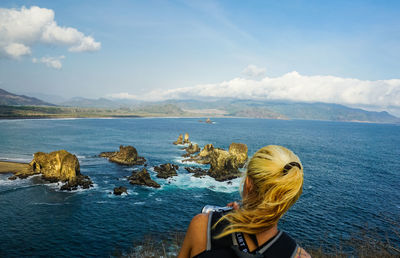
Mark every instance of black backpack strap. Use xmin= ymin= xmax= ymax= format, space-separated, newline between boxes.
xmin=209 ymin=211 xmax=234 ymax=249
xmin=256 ymin=231 xmax=298 ymax=257
xmin=206 ymin=211 xmax=213 ymax=251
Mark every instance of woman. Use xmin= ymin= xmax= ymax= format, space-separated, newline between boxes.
xmin=178 ymin=145 xmax=311 ymax=258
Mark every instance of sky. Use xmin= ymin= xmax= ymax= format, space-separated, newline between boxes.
xmin=1 ymin=0 xmax=400 ymax=114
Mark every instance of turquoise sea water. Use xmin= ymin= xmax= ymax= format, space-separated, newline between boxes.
xmin=0 ymin=118 xmax=399 ymax=257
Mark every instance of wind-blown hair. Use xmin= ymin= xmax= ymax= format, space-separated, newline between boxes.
xmin=214 ymin=145 xmax=304 ymax=238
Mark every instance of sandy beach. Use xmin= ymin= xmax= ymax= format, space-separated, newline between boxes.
xmin=0 ymin=161 xmax=30 ymax=174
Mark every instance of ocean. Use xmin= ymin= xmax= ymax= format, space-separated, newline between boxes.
xmin=0 ymin=118 xmax=399 ymax=257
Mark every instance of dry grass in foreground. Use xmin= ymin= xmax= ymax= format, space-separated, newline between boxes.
xmin=116 ymin=219 xmax=399 ymax=258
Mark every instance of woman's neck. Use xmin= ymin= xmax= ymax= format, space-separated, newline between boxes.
xmin=245 ymin=224 xmax=279 ymax=252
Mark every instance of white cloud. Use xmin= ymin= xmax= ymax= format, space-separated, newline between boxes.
xmin=242 ymin=64 xmax=266 ymax=78
xmin=4 ymin=43 xmax=31 ymax=58
xmin=32 ymin=55 xmax=65 ymax=69
xmin=0 ymin=6 xmax=101 ymax=58
xmin=110 ymin=70 xmax=400 ymax=111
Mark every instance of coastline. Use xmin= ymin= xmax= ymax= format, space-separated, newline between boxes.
xmin=0 ymin=115 xmax=398 ymax=124
xmin=0 ymin=161 xmax=30 ymax=174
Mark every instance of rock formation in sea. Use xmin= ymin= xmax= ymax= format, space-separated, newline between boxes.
xmin=228 ymin=143 xmax=248 ymax=168
xmin=184 ymin=144 xmax=215 ymax=164
xmin=11 ymin=150 xmax=93 ymax=190
xmin=183 ymin=143 xmax=248 ymax=181
xmin=174 ymin=133 xmax=191 ymax=145
xmin=113 ymin=186 xmax=128 ymax=195
xmin=128 ymin=168 xmax=160 ymax=188
xmin=184 ymin=133 xmax=190 ymax=144
xmin=181 ymin=143 xmax=200 ymax=157
xmin=205 ymin=118 xmax=212 ymax=124
xmin=153 ymin=163 xmax=178 ymax=179
xmin=185 ymin=167 xmax=208 ymax=178
xmin=100 ymin=145 xmax=146 ymax=165
xmin=173 ymin=134 xmax=183 ymax=145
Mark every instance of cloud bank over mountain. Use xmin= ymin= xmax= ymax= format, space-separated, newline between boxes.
xmin=110 ymin=66 xmax=400 ymax=114
xmin=0 ymin=6 xmax=100 ymax=68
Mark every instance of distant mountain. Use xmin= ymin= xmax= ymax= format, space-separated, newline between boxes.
xmin=164 ymin=99 xmax=400 ymax=123
xmin=60 ymin=97 xmax=123 ymax=108
xmin=0 ymin=88 xmax=55 ymax=106
xmin=1 ymin=88 xmax=398 ymax=123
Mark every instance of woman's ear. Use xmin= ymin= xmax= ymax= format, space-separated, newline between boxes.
xmin=245 ymin=176 xmax=253 ymax=194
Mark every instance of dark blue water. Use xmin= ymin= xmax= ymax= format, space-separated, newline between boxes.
xmin=0 ymin=118 xmax=399 ymax=257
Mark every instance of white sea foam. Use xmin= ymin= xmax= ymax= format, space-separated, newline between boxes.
xmin=0 ymin=177 xmax=24 ymax=186
xmin=173 ymin=156 xmax=208 ymax=167
xmin=32 ymin=202 xmax=68 ymax=206
xmin=77 ymin=155 xmax=86 ymax=159
xmin=96 ymin=200 xmax=110 ymax=204
xmin=0 ymin=157 xmax=32 ymax=163
xmin=134 ymin=201 xmax=145 ymax=205
xmin=127 ymin=190 xmax=138 ymax=195
xmin=171 ymin=173 xmax=240 ymax=193
xmin=156 ymin=198 xmax=162 ymax=202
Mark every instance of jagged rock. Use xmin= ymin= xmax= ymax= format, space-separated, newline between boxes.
xmin=181 ymin=153 xmax=191 ymax=158
xmin=100 ymin=145 xmax=146 ymax=166
xmin=184 ymin=144 xmax=215 ymax=164
xmin=173 ymin=134 xmax=183 ymax=145
xmin=185 ymin=167 xmax=208 ymax=178
xmin=13 ymin=150 xmax=94 ymax=190
xmin=228 ymin=143 xmax=248 ymax=168
xmin=129 ymin=168 xmax=160 ymax=188
xmin=154 ymin=163 xmax=178 ymax=179
xmin=183 ymin=143 xmax=200 ymax=155
xmin=184 ymin=133 xmax=190 ymax=144
xmin=29 ymin=150 xmax=81 ymax=181
xmin=184 ymin=143 xmax=248 ymax=181
xmin=8 ymin=175 xmax=17 ymax=180
xmin=174 ymin=133 xmax=191 ymax=145
xmin=60 ymin=175 xmax=93 ymax=191
xmin=208 ymin=149 xmax=242 ymax=181
xmin=113 ymin=186 xmax=128 ymax=195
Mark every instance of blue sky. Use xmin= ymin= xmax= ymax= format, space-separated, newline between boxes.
xmin=1 ymin=0 xmax=400 ymax=112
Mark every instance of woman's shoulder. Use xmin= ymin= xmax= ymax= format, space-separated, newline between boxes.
xmin=191 ymin=213 xmax=208 ymax=232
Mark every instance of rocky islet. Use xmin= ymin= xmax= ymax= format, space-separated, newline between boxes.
xmin=9 ymin=150 xmax=93 ymax=191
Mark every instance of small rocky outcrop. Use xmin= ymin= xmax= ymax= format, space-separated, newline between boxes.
xmin=12 ymin=150 xmax=93 ymax=190
xmin=205 ymin=118 xmax=212 ymax=124
xmin=154 ymin=163 xmax=178 ymax=179
xmin=113 ymin=186 xmax=128 ymax=195
xmin=129 ymin=168 xmax=160 ymax=188
xmin=185 ymin=167 xmax=208 ymax=178
xmin=60 ymin=175 xmax=93 ymax=191
xmin=184 ymin=144 xmax=215 ymax=164
xmin=183 ymin=143 xmax=248 ymax=181
xmin=100 ymin=145 xmax=146 ymax=166
xmin=174 ymin=133 xmax=190 ymax=145
xmin=182 ymin=143 xmax=200 ymax=157
xmin=173 ymin=134 xmax=183 ymax=145
xmin=184 ymin=133 xmax=190 ymax=144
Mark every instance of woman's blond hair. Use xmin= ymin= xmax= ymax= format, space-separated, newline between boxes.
xmin=214 ymin=145 xmax=303 ymax=238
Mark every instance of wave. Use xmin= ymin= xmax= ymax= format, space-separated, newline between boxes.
xmin=168 ymin=173 xmax=240 ymax=193
xmin=173 ymin=156 xmax=208 ymax=167
xmin=0 ymin=157 xmax=32 ymax=163
xmin=32 ymin=202 xmax=69 ymax=206
xmin=0 ymin=184 xmax=41 ymax=195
